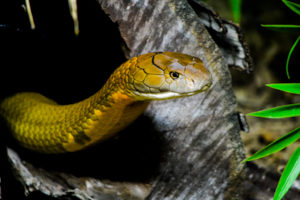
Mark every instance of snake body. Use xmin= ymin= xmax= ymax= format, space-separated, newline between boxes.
xmin=0 ymin=52 xmax=212 ymax=153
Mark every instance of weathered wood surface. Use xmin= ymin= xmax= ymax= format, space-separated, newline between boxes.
xmin=7 ymin=148 xmax=300 ymax=199
xmin=6 ymin=147 xmax=150 ymax=200
xmin=3 ymin=0 xmax=278 ymax=199
xmin=242 ymin=163 xmax=300 ymax=200
xmin=99 ymin=0 xmax=245 ymax=199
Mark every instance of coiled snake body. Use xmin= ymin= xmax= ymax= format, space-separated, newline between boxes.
xmin=0 ymin=52 xmax=212 ymax=153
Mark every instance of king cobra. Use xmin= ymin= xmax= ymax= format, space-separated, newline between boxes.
xmin=0 ymin=52 xmax=212 ymax=153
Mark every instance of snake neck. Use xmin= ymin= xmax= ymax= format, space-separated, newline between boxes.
xmin=1 ymin=52 xmax=212 ymax=154
xmin=61 ymin=76 xmax=149 ymax=152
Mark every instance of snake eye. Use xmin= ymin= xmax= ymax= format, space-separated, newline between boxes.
xmin=170 ymin=71 xmax=180 ymax=80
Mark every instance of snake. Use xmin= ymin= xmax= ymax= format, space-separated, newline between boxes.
xmin=0 ymin=52 xmax=212 ymax=153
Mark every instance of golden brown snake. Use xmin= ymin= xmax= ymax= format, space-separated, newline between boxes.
xmin=0 ymin=52 xmax=212 ymax=153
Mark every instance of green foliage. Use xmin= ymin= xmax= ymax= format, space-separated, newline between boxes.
xmin=274 ymin=147 xmax=300 ymax=200
xmin=248 ymin=84 xmax=300 ymax=118
xmin=245 ymin=83 xmax=300 ymax=200
xmin=248 ymin=103 xmax=300 ymax=118
xmin=266 ymin=83 xmax=300 ymax=94
xmin=262 ymin=0 xmax=300 ymax=79
xmin=282 ymin=0 xmax=300 ymax=15
xmin=229 ymin=0 xmax=242 ymax=23
xmin=261 ymin=24 xmax=300 ymax=32
xmin=286 ymin=36 xmax=300 ymax=79
xmin=241 ymin=1 xmax=300 ymax=199
xmin=242 ymin=127 xmax=300 ymax=162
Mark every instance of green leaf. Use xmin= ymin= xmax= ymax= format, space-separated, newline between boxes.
xmin=248 ymin=103 xmax=300 ymax=118
xmin=273 ymin=147 xmax=300 ymax=200
xmin=266 ymin=83 xmax=300 ymax=94
xmin=282 ymin=0 xmax=300 ymax=16
xmin=286 ymin=35 xmax=300 ymax=79
xmin=242 ymin=127 xmax=300 ymax=162
xmin=230 ymin=0 xmax=242 ymax=23
xmin=261 ymin=24 xmax=300 ymax=32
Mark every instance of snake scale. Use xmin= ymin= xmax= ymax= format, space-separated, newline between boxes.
xmin=0 ymin=52 xmax=212 ymax=153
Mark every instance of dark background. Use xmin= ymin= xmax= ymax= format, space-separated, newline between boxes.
xmin=0 ymin=0 xmax=126 ymax=103
xmin=0 ymin=0 xmax=128 ymax=199
xmin=0 ymin=2 xmax=164 ymax=199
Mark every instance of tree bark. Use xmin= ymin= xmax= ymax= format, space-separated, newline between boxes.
xmin=98 ymin=0 xmax=245 ymax=199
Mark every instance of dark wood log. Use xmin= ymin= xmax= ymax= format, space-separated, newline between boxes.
xmin=5 ymin=0 xmax=298 ymax=200
xmin=6 ymin=149 xmax=300 ymax=200
xmin=242 ymin=163 xmax=300 ymax=200
xmin=6 ymin=147 xmax=150 ymax=200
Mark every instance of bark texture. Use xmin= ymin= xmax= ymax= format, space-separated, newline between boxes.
xmin=98 ymin=0 xmax=245 ymax=198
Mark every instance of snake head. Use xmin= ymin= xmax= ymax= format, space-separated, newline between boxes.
xmin=124 ymin=52 xmax=212 ymax=100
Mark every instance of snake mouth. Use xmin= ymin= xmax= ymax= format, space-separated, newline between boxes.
xmin=139 ymin=91 xmax=183 ymax=100
xmin=180 ymin=82 xmax=212 ymax=97
xmin=138 ymin=82 xmax=212 ymax=100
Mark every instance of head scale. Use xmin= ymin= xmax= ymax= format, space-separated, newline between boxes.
xmin=123 ymin=52 xmax=212 ymax=100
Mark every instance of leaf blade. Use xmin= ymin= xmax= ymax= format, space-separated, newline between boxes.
xmin=242 ymin=127 xmax=300 ymax=162
xmin=273 ymin=147 xmax=300 ymax=200
xmin=282 ymin=0 xmax=300 ymax=15
xmin=286 ymin=35 xmax=300 ymax=79
xmin=248 ymin=103 xmax=300 ymax=118
xmin=266 ymin=83 xmax=300 ymax=94
xmin=230 ymin=0 xmax=242 ymax=23
xmin=261 ymin=24 xmax=300 ymax=32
